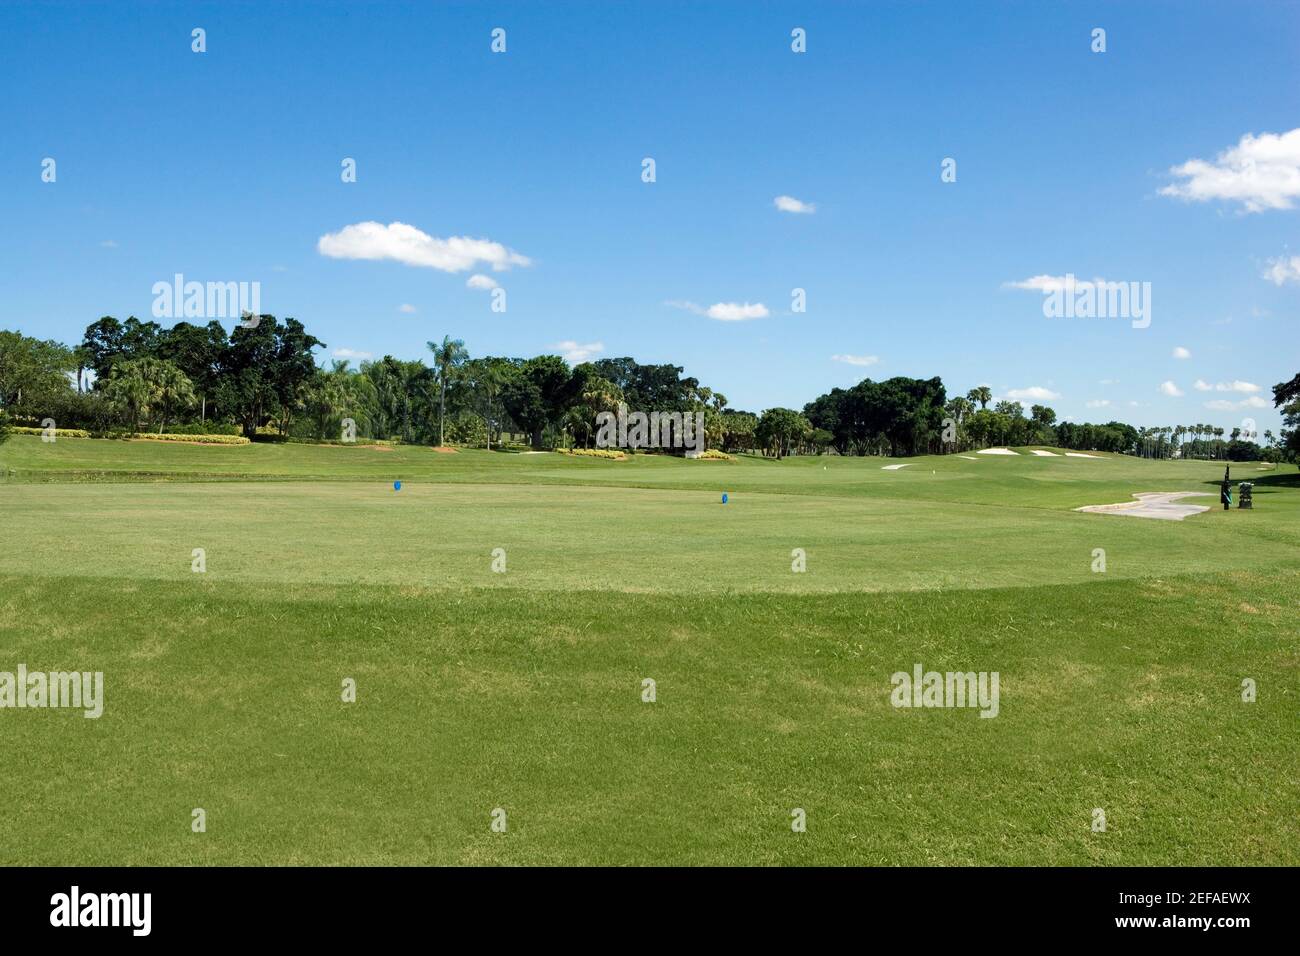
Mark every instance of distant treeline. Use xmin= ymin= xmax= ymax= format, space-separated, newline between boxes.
xmin=0 ymin=316 xmax=1295 ymax=462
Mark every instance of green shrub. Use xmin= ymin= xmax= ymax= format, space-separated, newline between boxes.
xmin=558 ymin=447 xmax=626 ymax=460
xmin=9 ymin=425 xmax=92 ymax=439
xmin=444 ymin=416 xmax=487 ymax=446
xmin=163 ymin=422 xmax=241 ymax=436
xmin=133 ymin=432 xmax=251 ymax=445
xmin=284 ymin=436 xmax=380 ymax=446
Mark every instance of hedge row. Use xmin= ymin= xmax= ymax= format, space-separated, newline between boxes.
xmin=10 ymin=426 xmax=92 ymax=438
xmin=558 ymin=447 xmax=626 ymax=460
xmin=133 ymin=432 xmax=251 ymax=445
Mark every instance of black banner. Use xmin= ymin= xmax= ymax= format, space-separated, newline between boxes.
xmin=0 ymin=867 xmax=1282 ymax=942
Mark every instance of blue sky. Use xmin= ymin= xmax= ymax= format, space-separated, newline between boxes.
xmin=2 ymin=0 xmax=1297 ymax=433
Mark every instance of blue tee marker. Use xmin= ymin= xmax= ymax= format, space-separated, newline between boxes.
xmin=394 ymin=480 xmax=401 ymax=491
xmin=721 ymin=492 xmax=728 ymax=504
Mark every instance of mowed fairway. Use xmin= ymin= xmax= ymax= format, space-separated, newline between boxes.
xmin=2 ymin=435 xmax=1298 ymax=865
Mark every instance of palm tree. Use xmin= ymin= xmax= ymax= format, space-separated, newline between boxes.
xmin=967 ymin=386 xmax=992 ymax=410
xmin=461 ymin=357 xmax=507 ymax=450
xmin=944 ymin=397 xmax=975 ymax=451
xmin=73 ymin=345 xmax=91 ymax=394
xmin=103 ymin=357 xmax=195 ymax=432
xmin=427 ymin=336 xmax=468 ymax=447
xmin=152 ymin=360 xmax=196 ymax=433
xmin=946 ymin=396 xmax=974 ymax=422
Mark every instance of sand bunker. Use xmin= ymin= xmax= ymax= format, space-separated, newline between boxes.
xmin=881 ymin=463 xmax=912 ymax=470
xmin=1075 ymin=492 xmax=1214 ymax=521
xmin=957 ymin=455 xmax=979 ymax=460
xmin=978 ymin=448 xmax=1019 ymax=456
xmin=1065 ymin=452 xmax=1103 ymax=459
xmin=1030 ymin=450 xmax=1059 ymax=456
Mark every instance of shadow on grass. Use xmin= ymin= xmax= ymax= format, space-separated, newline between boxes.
xmin=1200 ymin=466 xmax=1299 ymax=494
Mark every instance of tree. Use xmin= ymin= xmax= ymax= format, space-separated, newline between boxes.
xmin=0 ymin=330 xmax=75 ymax=410
xmin=216 ymin=317 xmax=321 ymax=438
xmin=103 ymin=358 xmax=196 ymax=431
xmin=79 ymin=317 xmax=126 ymax=383
xmin=159 ymin=321 xmax=228 ymax=422
xmin=565 ymin=363 xmax=623 ymax=448
xmin=272 ymin=318 xmax=326 ymax=436
xmin=501 ymin=355 xmax=574 ymax=449
xmin=458 ymin=357 xmax=513 ymax=449
xmin=1274 ymin=372 xmax=1300 ymax=459
xmin=720 ymin=409 xmax=758 ymax=452
xmin=150 ymin=361 xmax=197 ymax=432
xmin=427 ymin=336 xmax=468 ymax=446
xmin=121 ymin=317 xmax=164 ymax=360
xmin=946 ymin=396 xmax=974 ymax=423
xmin=301 ymin=364 xmax=349 ymax=440
xmin=967 ymin=386 xmax=992 ymax=410
xmin=756 ymin=407 xmax=811 ymax=458
xmin=1028 ymin=404 xmax=1057 ymax=444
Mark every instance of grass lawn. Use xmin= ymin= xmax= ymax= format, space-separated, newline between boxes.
xmin=2 ymin=435 xmax=1297 ymax=864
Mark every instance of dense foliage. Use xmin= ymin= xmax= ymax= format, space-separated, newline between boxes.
xmin=0 ymin=316 xmax=1293 ymax=461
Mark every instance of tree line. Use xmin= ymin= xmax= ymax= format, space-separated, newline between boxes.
xmin=0 ymin=316 xmax=1295 ymax=462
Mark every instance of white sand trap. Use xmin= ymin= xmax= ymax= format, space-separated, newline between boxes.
xmin=957 ymin=455 xmax=979 ymax=460
xmin=1030 ymin=450 xmax=1059 ymax=456
xmin=1075 ymin=491 xmax=1214 ymax=521
xmin=978 ymin=447 xmax=1019 ymax=456
xmin=881 ymin=463 xmax=912 ymax=470
xmin=1065 ymin=452 xmax=1103 ymax=459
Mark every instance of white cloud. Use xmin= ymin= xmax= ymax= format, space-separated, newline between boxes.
xmin=1263 ymin=255 xmax=1300 ymax=285
xmin=1002 ymin=274 xmax=1136 ymax=298
xmin=398 ymin=303 xmax=417 ymax=313
xmin=1006 ymin=386 xmax=1060 ymax=401
xmin=831 ymin=354 xmax=880 ymax=367
xmin=1204 ymin=396 xmax=1269 ymax=411
xmin=1159 ymin=381 xmax=1184 ymax=397
xmin=707 ymin=303 xmax=764 ymax=321
xmin=667 ymin=300 xmax=770 ymax=321
xmin=318 ymin=221 xmax=531 ymax=273
xmin=1003 ymin=274 xmax=1083 ymax=293
xmin=466 ymin=274 xmax=499 ymax=291
xmin=99 ymin=240 xmax=118 ymax=249
xmin=774 ymin=195 xmax=816 ymax=214
xmin=708 ymin=302 xmax=768 ymax=320
xmin=1194 ymin=379 xmax=1260 ymax=393
xmin=1172 ymin=346 xmax=1191 ymax=359
xmin=1085 ymin=399 xmax=1111 ymax=409
xmin=333 ymin=348 xmax=372 ymax=360
xmin=554 ymin=340 xmax=604 ymax=364
xmin=1159 ymin=128 xmax=1300 ymax=213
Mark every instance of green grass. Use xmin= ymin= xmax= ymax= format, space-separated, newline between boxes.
xmin=1 ymin=434 xmax=1297 ymax=864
